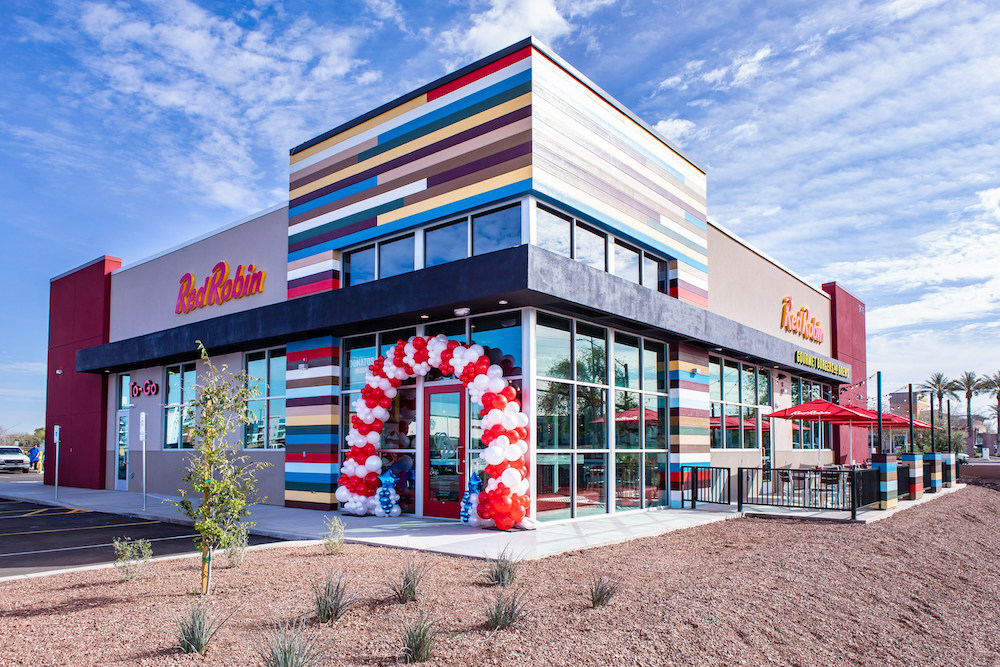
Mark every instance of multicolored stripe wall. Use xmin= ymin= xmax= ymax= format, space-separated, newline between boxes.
xmin=668 ymin=343 xmax=711 ymax=506
xmin=286 ymin=39 xmax=708 ymax=308
xmin=284 ymin=337 xmax=340 ymax=510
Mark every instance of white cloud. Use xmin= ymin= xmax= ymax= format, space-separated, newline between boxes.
xmin=0 ymin=362 xmax=46 ymax=375
xmin=731 ymin=46 xmax=773 ymax=86
xmin=654 ymin=118 xmax=697 ymax=145
xmin=440 ymin=0 xmax=572 ymax=59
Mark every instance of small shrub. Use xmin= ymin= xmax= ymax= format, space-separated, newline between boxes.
xmin=257 ymin=619 xmax=326 ymax=667
xmin=389 ymin=557 xmax=430 ymax=604
xmin=321 ymin=516 xmax=345 ymax=554
xmin=399 ymin=609 xmax=439 ymax=663
xmin=176 ymin=604 xmax=233 ymax=655
xmin=587 ymin=575 xmax=620 ymax=608
xmin=223 ymin=522 xmax=249 ymax=568
xmin=482 ymin=545 xmax=520 ymax=587
xmin=484 ymin=589 xmax=528 ymax=631
xmin=313 ymin=572 xmax=357 ymax=623
xmin=113 ymin=536 xmax=152 ymax=581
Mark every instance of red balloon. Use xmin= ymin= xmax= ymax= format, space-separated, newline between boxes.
xmin=477 ymin=503 xmax=491 ymax=519
xmin=515 ymin=427 xmax=528 ymax=441
xmin=379 ymin=397 xmax=392 ymax=409
xmin=493 ymin=494 xmax=513 ymax=515
xmin=510 ymin=503 xmax=525 ymax=522
xmin=364 ymin=471 xmax=379 ymax=485
xmin=337 ymin=474 xmax=349 ymax=486
xmin=493 ymin=459 xmax=510 ymax=474
xmin=501 ymin=385 xmax=517 ymax=400
xmin=481 ymin=392 xmax=495 ymax=407
xmin=478 ymin=491 xmax=490 ymax=505
xmin=494 ymin=515 xmax=514 ymax=531
xmin=493 ymin=394 xmax=508 ymax=409
xmin=357 ymin=423 xmax=370 ymax=435
xmin=365 ymin=399 xmax=377 ymax=408
xmin=390 ymin=377 xmax=402 ymax=388
xmin=370 ymin=421 xmax=384 ymax=433
xmin=482 ymin=431 xmax=494 ymax=446
xmin=412 ymin=336 xmax=427 ymax=349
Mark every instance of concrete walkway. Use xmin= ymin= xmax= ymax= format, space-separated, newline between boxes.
xmin=0 ymin=475 xmax=963 ymax=560
xmin=0 ymin=476 xmax=735 ymax=560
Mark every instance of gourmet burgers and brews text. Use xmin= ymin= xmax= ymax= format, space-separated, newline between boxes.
xmin=175 ymin=261 xmax=266 ymax=314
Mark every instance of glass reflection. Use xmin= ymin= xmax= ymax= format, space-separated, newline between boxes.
xmin=536 ymin=453 xmax=572 ymax=521
xmin=537 ymin=381 xmax=572 ymax=450
xmin=536 ymin=314 xmax=571 ymax=379
xmin=615 ymin=453 xmax=641 ymax=511
xmin=576 ymin=453 xmax=607 ymax=516
xmin=472 ymin=204 xmax=521 ymax=256
xmin=536 ymin=205 xmax=572 ymax=257
xmin=576 ymin=386 xmax=607 ymax=449
xmin=425 ymin=220 xmax=468 ymax=268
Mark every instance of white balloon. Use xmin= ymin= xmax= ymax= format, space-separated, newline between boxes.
xmin=474 ymin=375 xmax=490 ymax=390
xmin=494 ymin=435 xmax=510 ymax=449
xmin=389 ymin=505 xmax=402 ymax=517
xmin=500 ymin=468 xmax=522 ymax=487
xmin=488 ymin=377 xmax=505 ymax=393
xmin=518 ymin=440 xmax=528 ymax=454
xmin=342 ymin=459 xmax=357 ymax=475
xmin=516 ymin=479 xmax=530 ymax=495
xmin=504 ymin=401 xmax=520 ymax=415
xmin=487 ymin=365 xmax=503 ymax=379
xmin=469 ymin=344 xmax=484 ymax=358
xmin=487 ymin=409 xmax=504 ymax=423
xmin=504 ymin=443 xmax=521 ymax=461
xmin=483 ymin=445 xmax=504 ymax=466
xmin=365 ymin=455 xmax=382 ymax=472
xmin=486 ymin=477 xmax=499 ymax=491
xmin=366 ymin=431 xmax=381 ymax=445
xmin=501 ymin=414 xmax=517 ymax=430
xmin=516 ymin=413 xmax=529 ymax=428
xmin=374 ymin=506 xmax=386 ymax=517
xmin=335 ymin=486 xmax=351 ymax=503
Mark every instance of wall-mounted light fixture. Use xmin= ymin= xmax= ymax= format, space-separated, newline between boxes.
xmin=55 ymin=369 xmax=63 ymax=375
xmin=691 ymin=367 xmax=700 ymax=375
xmin=297 ymin=362 xmax=309 ymax=371
xmin=498 ymin=299 xmax=508 ymax=305
xmin=777 ymin=373 xmax=787 ymax=380
xmin=454 ymin=307 xmax=471 ymax=317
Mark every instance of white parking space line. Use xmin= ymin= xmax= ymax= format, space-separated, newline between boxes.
xmin=0 ymin=534 xmax=200 ymax=559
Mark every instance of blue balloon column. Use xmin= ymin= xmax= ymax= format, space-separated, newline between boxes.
xmin=375 ymin=469 xmax=401 ymax=517
xmin=460 ymin=473 xmax=484 ymax=526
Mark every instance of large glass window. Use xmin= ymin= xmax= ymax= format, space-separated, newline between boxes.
xmin=118 ymin=374 xmax=131 ymax=409
xmin=536 ymin=205 xmax=572 ymax=257
xmin=344 ymin=245 xmax=376 ymax=286
xmin=245 ymin=348 xmax=286 ymax=449
xmin=709 ymin=356 xmax=774 ymax=450
xmin=642 ymin=255 xmax=668 ymax=293
xmin=791 ymin=378 xmax=830 ymax=450
xmin=472 ymin=204 xmax=521 ymax=256
xmin=575 ymin=223 xmax=606 ymax=271
xmin=536 ymin=314 xmax=572 ymax=380
xmin=614 ymin=242 xmax=640 ymax=284
xmin=470 ymin=312 xmax=522 ymax=375
xmin=537 ymin=381 xmax=572 ymax=450
xmin=614 ymin=333 xmax=640 ymax=390
xmin=164 ymin=363 xmax=196 ymax=449
xmin=343 ymin=335 xmax=377 ymax=391
xmin=536 ymin=453 xmax=572 ymax=521
xmin=424 ymin=219 xmax=468 ymax=268
xmin=379 ymin=234 xmax=414 ymax=279
xmin=575 ymin=323 xmax=607 ymax=384
xmin=576 ymin=386 xmax=607 ymax=449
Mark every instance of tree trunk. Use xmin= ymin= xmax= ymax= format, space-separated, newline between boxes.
xmin=967 ymin=394 xmax=973 ymax=440
xmin=201 ymin=543 xmax=211 ymax=595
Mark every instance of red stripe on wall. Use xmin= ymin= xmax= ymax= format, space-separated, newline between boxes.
xmin=287 ymin=347 xmax=336 ymax=363
xmin=676 ymin=288 xmax=709 ymax=308
xmin=427 ymin=47 xmax=531 ymax=102
xmin=287 ymin=279 xmax=336 ymax=299
xmin=285 ymin=452 xmax=338 ymax=464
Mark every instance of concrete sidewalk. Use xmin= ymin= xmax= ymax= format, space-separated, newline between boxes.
xmin=0 ymin=477 xmax=737 ymax=560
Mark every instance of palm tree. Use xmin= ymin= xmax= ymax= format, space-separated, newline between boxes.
xmin=981 ymin=372 xmax=1000 ymax=436
xmin=954 ymin=371 xmax=987 ymax=439
xmin=919 ymin=372 xmax=959 ymax=421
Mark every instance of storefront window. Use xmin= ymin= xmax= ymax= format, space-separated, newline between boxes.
xmin=537 ymin=381 xmax=572 ymax=449
xmin=379 ymin=234 xmax=414 ymax=279
xmin=615 ymin=452 xmax=641 ymax=511
xmin=470 ymin=312 xmax=521 ymax=375
xmin=576 ymin=386 xmax=607 ymax=449
xmin=614 ymin=242 xmax=640 ymax=284
xmin=723 ymin=360 xmax=740 ymax=403
xmin=709 ymin=357 xmax=722 ymax=400
xmin=642 ymin=255 xmax=668 ymax=293
xmin=536 ymin=205 xmax=572 ymax=257
xmin=644 ymin=394 xmax=667 ymax=449
xmin=644 ymin=452 xmax=668 ymax=507
xmin=472 ymin=204 xmax=521 ymax=256
xmin=725 ymin=404 xmax=741 ymax=449
xmin=614 ymin=333 xmax=640 ymax=390
xmin=575 ymin=323 xmax=607 ymax=384
xmin=536 ymin=314 xmax=571 ymax=379
xmin=576 ymin=453 xmax=607 ymax=516
xmin=343 ymin=335 xmax=377 ymax=390
xmin=344 ymin=245 xmax=376 ymax=286
xmin=118 ymin=374 xmax=131 ymax=409
xmin=710 ymin=355 xmax=771 ymax=450
xmin=614 ymin=391 xmax=641 ymax=448
xmin=164 ymin=362 xmax=196 ymax=449
xmin=424 ymin=219 xmax=467 ymax=268
xmin=536 ymin=453 xmax=572 ymax=521
xmin=245 ymin=348 xmax=286 ymax=449
xmin=643 ymin=341 xmax=667 ymax=394
xmin=575 ymin=223 xmax=606 ymax=271
xmin=710 ymin=402 xmax=723 ymax=449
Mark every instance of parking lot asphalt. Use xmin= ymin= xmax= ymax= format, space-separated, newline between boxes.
xmin=0 ymin=499 xmax=279 ymax=577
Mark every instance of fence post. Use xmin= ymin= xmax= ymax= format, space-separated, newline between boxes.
xmin=850 ymin=470 xmax=858 ymax=521
xmin=691 ymin=467 xmax=697 ymax=510
xmin=737 ymin=468 xmax=743 ymax=513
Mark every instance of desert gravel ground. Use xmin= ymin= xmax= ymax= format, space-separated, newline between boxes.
xmin=3 ymin=484 xmax=1000 ymax=666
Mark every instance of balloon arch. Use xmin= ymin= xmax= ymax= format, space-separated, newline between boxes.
xmin=335 ymin=334 xmax=530 ymax=531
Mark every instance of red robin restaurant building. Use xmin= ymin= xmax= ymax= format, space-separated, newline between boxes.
xmin=45 ymin=38 xmax=868 ymax=524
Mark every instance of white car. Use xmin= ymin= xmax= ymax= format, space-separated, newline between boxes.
xmin=956 ymin=452 xmax=970 ymax=463
xmin=0 ymin=447 xmax=30 ymax=473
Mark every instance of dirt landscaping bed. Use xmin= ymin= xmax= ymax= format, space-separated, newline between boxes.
xmin=3 ymin=485 xmax=1000 ymax=666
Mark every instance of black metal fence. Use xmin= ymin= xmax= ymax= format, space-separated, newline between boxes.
xmin=923 ymin=460 xmax=934 ymax=492
xmin=897 ymin=463 xmax=911 ymax=500
xmin=737 ymin=467 xmax=880 ymax=520
xmin=681 ymin=466 xmax=731 ymax=508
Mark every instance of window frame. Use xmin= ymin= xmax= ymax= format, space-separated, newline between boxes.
xmin=163 ymin=362 xmax=196 ymax=450
xmin=244 ymin=347 xmax=287 ymax=450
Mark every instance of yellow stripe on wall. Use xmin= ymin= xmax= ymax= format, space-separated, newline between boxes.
xmin=284 ymin=490 xmax=337 ymax=504
xmin=290 ymin=94 xmax=429 ymax=165
xmin=290 ymin=94 xmax=532 ymax=199
xmin=285 ymin=414 xmax=340 ymax=427
xmin=377 ymin=165 xmax=533 ymax=226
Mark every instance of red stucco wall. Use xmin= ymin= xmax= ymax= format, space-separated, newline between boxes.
xmin=822 ymin=281 xmax=868 ymax=465
xmin=45 ymin=256 xmax=121 ymax=489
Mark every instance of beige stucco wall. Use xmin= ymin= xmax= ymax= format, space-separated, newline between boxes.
xmin=706 ymin=223 xmax=833 ymax=358
xmin=106 ymin=352 xmax=285 ymax=506
xmin=109 ymin=206 xmax=289 ymax=342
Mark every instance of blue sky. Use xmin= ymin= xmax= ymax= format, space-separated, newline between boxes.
xmin=2 ymin=0 xmax=998 ymax=431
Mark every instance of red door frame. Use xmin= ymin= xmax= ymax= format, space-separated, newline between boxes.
xmin=423 ymin=383 xmax=466 ymax=519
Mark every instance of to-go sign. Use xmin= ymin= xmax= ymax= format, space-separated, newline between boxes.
xmin=130 ymin=380 xmax=160 ymax=397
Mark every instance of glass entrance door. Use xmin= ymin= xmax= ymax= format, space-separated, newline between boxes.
xmin=424 ymin=385 xmax=465 ymax=518
xmin=116 ymin=410 xmax=129 ymax=491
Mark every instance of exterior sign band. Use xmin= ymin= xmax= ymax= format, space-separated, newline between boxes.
xmin=781 ymin=296 xmax=824 ymax=344
xmin=794 ymin=350 xmax=850 ymax=379
xmin=176 ymin=261 xmax=266 ymax=314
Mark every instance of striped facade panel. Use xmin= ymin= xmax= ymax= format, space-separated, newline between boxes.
xmin=900 ymin=453 xmax=923 ymax=500
xmin=284 ymin=336 xmax=340 ymax=510
xmin=530 ymin=53 xmax=709 ymax=308
xmin=287 ymin=48 xmax=536 ymax=293
xmin=872 ymin=454 xmax=898 ymax=509
xmin=668 ymin=343 xmax=710 ymax=507
xmin=924 ymin=453 xmax=942 ymax=492
xmin=941 ymin=452 xmax=955 ymax=487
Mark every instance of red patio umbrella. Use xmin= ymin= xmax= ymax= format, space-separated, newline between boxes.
xmin=765 ymin=399 xmax=879 ymax=466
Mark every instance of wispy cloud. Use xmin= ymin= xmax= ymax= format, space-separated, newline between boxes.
xmin=0 ymin=362 xmax=46 ymax=375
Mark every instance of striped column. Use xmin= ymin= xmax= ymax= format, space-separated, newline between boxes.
xmin=871 ymin=454 xmax=897 ymax=510
xmin=668 ymin=343 xmax=710 ymax=508
xmin=941 ymin=452 xmax=955 ymax=487
xmin=284 ymin=336 xmax=340 ymax=510
xmin=287 ymin=249 xmax=340 ymax=300
xmin=899 ymin=453 xmax=923 ymax=500
xmin=924 ymin=452 xmax=942 ymax=492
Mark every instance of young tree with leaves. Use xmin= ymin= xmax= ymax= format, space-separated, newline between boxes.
xmin=176 ymin=342 xmax=270 ymax=596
